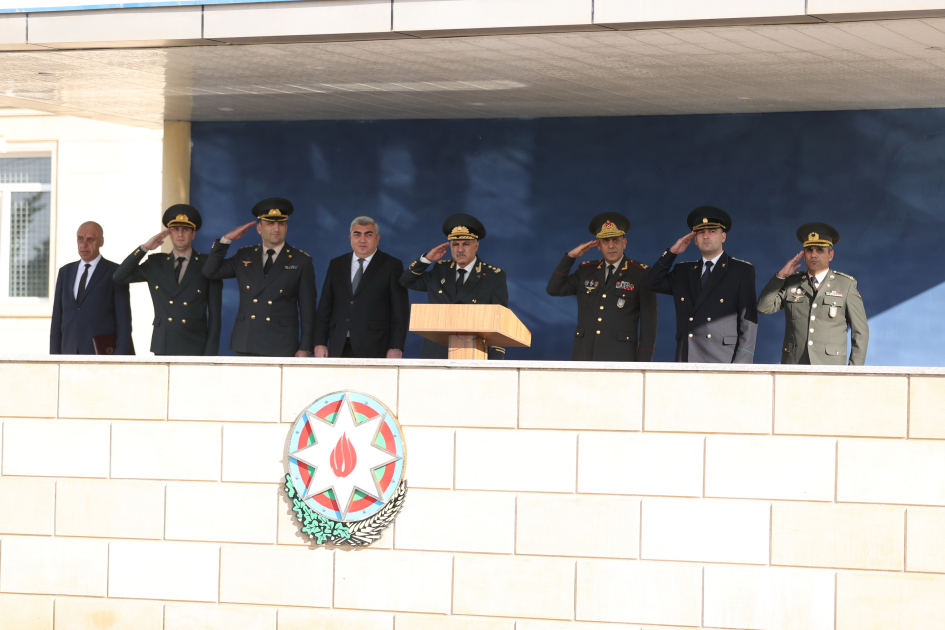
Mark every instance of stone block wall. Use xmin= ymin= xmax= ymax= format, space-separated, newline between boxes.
xmin=0 ymin=357 xmax=943 ymax=630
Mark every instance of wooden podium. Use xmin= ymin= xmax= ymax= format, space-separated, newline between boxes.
xmin=409 ymin=304 xmax=532 ymax=360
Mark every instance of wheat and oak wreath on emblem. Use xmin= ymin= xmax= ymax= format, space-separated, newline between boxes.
xmin=284 ymin=391 xmax=407 ymax=547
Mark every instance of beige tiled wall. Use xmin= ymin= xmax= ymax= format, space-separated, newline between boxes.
xmin=0 ymin=358 xmax=943 ymax=629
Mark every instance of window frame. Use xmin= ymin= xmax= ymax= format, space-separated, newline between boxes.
xmin=0 ymin=144 xmax=57 ymax=310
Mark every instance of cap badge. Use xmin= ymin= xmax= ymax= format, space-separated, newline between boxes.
xmin=176 ymin=214 xmax=189 ymax=222
xmin=809 ymin=232 xmax=819 ymax=241
xmin=450 ymin=225 xmax=472 ymax=238
xmin=268 ymin=209 xmax=282 ymax=216
xmin=702 ymin=218 xmax=708 ymax=224
xmin=602 ymin=220 xmax=616 ymax=231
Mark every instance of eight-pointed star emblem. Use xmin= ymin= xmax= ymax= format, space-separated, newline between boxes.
xmin=290 ymin=393 xmax=401 ymax=519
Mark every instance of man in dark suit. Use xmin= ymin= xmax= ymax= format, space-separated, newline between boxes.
xmin=645 ymin=206 xmax=757 ymax=363
xmin=113 ymin=205 xmax=223 ymax=356
xmin=313 ymin=216 xmax=409 ymax=358
xmin=547 ymin=212 xmax=658 ymax=362
xmin=50 ymin=221 xmax=133 ymax=355
xmin=400 ymin=213 xmax=508 ymax=360
xmin=203 ymin=197 xmax=317 ymax=357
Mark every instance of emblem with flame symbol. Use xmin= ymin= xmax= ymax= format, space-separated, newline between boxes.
xmin=285 ymin=391 xmax=407 ymax=546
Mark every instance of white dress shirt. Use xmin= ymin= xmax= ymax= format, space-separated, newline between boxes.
xmin=351 ymin=249 xmax=377 ymax=282
xmin=811 ymin=268 xmax=829 ymax=284
xmin=702 ymin=251 xmax=723 ymax=270
xmin=455 ymin=257 xmax=477 ymax=285
xmin=73 ymin=254 xmax=102 ymax=299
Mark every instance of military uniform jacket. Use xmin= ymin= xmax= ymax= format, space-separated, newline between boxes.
xmin=757 ymin=270 xmax=868 ymax=365
xmin=114 ymin=247 xmax=223 ymax=356
xmin=646 ymin=250 xmax=758 ymax=364
xmin=400 ymin=256 xmax=508 ymax=360
xmin=314 ymin=250 xmax=410 ymax=358
xmin=203 ymin=240 xmax=317 ymax=357
xmin=546 ymin=254 xmax=657 ymax=362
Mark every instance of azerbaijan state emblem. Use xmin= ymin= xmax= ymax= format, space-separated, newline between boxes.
xmin=284 ymin=391 xmax=407 ymax=546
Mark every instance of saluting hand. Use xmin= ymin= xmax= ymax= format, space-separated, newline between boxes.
xmin=669 ymin=232 xmax=696 ymax=255
xmin=142 ymin=229 xmax=171 ymax=251
xmin=568 ymin=240 xmax=599 ymax=259
xmin=224 ymin=221 xmax=256 ymax=241
xmin=777 ymin=250 xmax=804 ymax=279
xmin=425 ymin=242 xmax=449 ymax=262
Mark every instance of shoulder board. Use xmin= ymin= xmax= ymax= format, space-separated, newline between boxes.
xmin=580 ymin=260 xmax=602 ymax=267
xmin=437 ymin=260 xmax=450 ymax=264
xmin=487 ymin=264 xmax=501 ymax=272
xmin=295 ymin=249 xmax=311 ymax=257
xmin=627 ymin=259 xmax=650 ymax=271
xmin=834 ymin=271 xmax=855 ymax=281
xmin=729 ymin=257 xmax=753 ymax=266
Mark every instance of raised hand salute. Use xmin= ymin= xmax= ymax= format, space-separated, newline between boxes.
xmin=142 ymin=228 xmax=171 ymax=252
xmin=669 ymin=231 xmax=696 ymax=254
xmin=567 ymin=240 xmax=599 ymax=259
xmin=223 ymin=221 xmax=256 ymax=242
xmin=777 ymin=250 xmax=805 ymax=279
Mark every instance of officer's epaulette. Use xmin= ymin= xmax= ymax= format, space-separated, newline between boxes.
xmin=487 ymin=264 xmax=501 ymax=273
xmin=626 ymin=259 xmax=650 ymax=271
xmin=729 ymin=257 xmax=753 ymax=265
xmin=293 ymin=248 xmax=311 ymax=257
xmin=580 ymin=259 xmax=602 ymax=267
xmin=437 ymin=260 xmax=450 ymax=264
xmin=834 ymin=271 xmax=855 ymax=281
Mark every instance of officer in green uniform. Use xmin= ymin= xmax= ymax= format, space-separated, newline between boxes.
xmin=113 ymin=205 xmax=223 ymax=356
xmin=757 ymin=222 xmax=868 ymax=365
xmin=546 ymin=212 xmax=657 ymax=361
xmin=203 ymin=198 xmax=318 ymax=357
xmin=400 ymin=213 xmax=508 ymax=360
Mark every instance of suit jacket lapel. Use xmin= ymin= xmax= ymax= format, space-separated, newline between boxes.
xmin=443 ymin=260 xmax=457 ymax=301
xmin=456 ymin=260 xmax=485 ymax=301
xmin=688 ymin=260 xmax=701 ymax=302
xmin=694 ymin=253 xmax=730 ymax=310
xmin=79 ymin=259 xmax=108 ymax=304
xmin=67 ymin=261 xmax=79 ymax=305
xmin=258 ymin=245 xmax=289 ymax=293
xmin=172 ymin=252 xmax=203 ymax=297
xmin=354 ymin=251 xmax=384 ymax=298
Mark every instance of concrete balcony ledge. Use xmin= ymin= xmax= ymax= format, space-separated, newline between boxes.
xmin=2 ymin=353 xmax=945 ymax=377
xmin=4 ymin=0 xmax=945 ymax=50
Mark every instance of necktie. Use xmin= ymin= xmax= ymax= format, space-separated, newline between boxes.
xmin=175 ymin=256 xmax=185 ymax=283
xmin=456 ymin=268 xmax=467 ymax=294
xmin=810 ymin=275 xmax=820 ymax=293
xmin=606 ymin=264 xmax=615 ymax=284
xmin=702 ymin=261 xmax=714 ymax=287
xmin=264 ymin=249 xmax=275 ymax=276
xmin=352 ymin=257 xmax=365 ymax=293
xmin=76 ymin=263 xmax=90 ymax=302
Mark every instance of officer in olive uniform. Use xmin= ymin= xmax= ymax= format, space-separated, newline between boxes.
xmin=114 ymin=205 xmax=222 ymax=355
xmin=757 ymin=223 xmax=868 ymax=365
xmin=203 ymin=198 xmax=318 ymax=357
xmin=645 ymin=206 xmax=758 ymax=363
xmin=546 ymin=212 xmax=657 ymax=361
xmin=400 ymin=213 xmax=508 ymax=360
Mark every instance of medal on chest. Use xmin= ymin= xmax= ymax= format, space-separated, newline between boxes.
xmin=585 ymin=279 xmax=599 ymax=293
xmin=615 ymin=281 xmax=634 ymax=291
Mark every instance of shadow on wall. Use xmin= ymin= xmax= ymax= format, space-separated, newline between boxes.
xmin=190 ymin=109 xmax=945 ymax=365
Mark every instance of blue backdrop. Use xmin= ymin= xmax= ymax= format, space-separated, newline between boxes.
xmin=190 ymin=109 xmax=945 ymax=365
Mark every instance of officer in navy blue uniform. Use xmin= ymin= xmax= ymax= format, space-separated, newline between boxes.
xmin=645 ymin=206 xmax=758 ymax=363
xmin=203 ymin=198 xmax=318 ymax=357
xmin=547 ymin=212 xmax=658 ymax=362
xmin=113 ymin=205 xmax=222 ymax=356
xmin=400 ymin=214 xmax=508 ymax=360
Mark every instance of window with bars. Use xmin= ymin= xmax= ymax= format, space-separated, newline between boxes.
xmin=0 ymin=156 xmax=53 ymax=300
